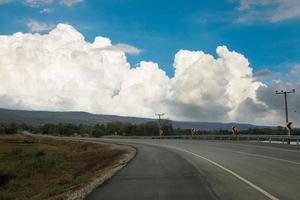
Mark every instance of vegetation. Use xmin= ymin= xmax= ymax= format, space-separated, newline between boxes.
xmin=189 ymin=126 xmax=300 ymax=135
xmin=0 ymin=134 xmax=128 ymax=200
xmin=0 ymin=120 xmax=174 ymax=137
xmin=0 ymin=121 xmax=299 ymax=137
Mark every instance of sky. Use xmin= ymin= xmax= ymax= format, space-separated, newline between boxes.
xmin=0 ymin=0 xmax=300 ymax=126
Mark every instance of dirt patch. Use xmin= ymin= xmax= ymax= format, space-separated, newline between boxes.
xmin=0 ymin=134 xmax=136 ymax=200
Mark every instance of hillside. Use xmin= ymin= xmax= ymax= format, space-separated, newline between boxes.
xmin=0 ymin=108 xmax=266 ymax=130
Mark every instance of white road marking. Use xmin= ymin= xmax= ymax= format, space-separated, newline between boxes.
xmin=218 ymin=142 xmax=300 ymax=153
xmin=167 ymin=140 xmax=300 ymax=165
xmin=217 ymin=148 xmax=300 ymax=166
xmin=101 ymin=139 xmax=281 ymax=200
xmin=153 ymin=143 xmax=280 ymax=200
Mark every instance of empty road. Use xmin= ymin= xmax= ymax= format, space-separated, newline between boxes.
xmin=86 ymin=139 xmax=300 ymax=200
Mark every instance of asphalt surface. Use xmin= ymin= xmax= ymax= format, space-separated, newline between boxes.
xmin=86 ymin=139 xmax=300 ymax=200
xmin=86 ymin=142 xmax=219 ymax=200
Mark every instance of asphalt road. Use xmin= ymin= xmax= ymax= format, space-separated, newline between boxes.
xmin=86 ymin=139 xmax=300 ymax=200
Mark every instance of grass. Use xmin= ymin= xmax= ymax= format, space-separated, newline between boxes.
xmin=0 ymin=134 xmax=128 ymax=200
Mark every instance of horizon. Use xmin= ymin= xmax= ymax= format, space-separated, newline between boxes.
xmin=0 ymin=107 xmax=279 ymax=127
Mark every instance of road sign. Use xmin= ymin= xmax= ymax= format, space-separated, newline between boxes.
xmin=191 ymin=128 xmax=197 ymax=135
xmin=232 ymin=126 xmax=238 ymax=135
xmin=286 ymin=122 xmax=293 ymax=130
xmin=159 ymin=129 xmax=164 ymax=136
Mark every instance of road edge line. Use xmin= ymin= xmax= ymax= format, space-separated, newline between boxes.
xmin=161 ymin=145 xmax=279 ymax=200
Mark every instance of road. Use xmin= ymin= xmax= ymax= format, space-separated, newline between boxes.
xmin=85 ymin=139 xmax=300 ymax=200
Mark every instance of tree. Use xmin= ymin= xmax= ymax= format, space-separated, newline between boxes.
xmin=125 ymin=124 xmax=137 ymax=136
xmin=0 ymin=124 xmax=5 ymax=134
xmin=106 ymin=122 xmax=129 ymax=135
xmin=91 ymin=124 xmax=106 ymax=137
xmin=5 ymin=123 xmax=18 ymax=134
xmin=144 ymin=122 xmax=159 ymax=136
xmin=159 ymin=120 xmax=173 ymax=136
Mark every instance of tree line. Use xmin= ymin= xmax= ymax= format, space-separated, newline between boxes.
xmin=0 ymin=121 xmax=173 ymax=137
xmin=0 ymin=122 xmax=299 ymax=136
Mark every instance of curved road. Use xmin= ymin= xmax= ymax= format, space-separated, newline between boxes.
xmin=86 ymin=139 xmax=300 ymax=200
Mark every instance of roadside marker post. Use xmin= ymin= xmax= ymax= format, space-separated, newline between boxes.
xmin=159 ymin=129 xmax=164 ymax=136
xmin=286 ymin=122 xmax=293 ymax=136
xmin=191 ymin=128 xmax=197 ymax=136
xmin=232 ymin=126 xmax=238 ymax=136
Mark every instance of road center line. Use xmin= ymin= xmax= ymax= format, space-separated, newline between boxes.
xmin=221 ymin=142 xmax=300 ymax=153
xmin=207 ymin=146 xmax=300 ymax=165
xmin=153 ymin=143 xmax=279 ymax=200
xmin=228 ymin=150 xmax=300 ymax=165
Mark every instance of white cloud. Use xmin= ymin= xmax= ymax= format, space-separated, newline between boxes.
xmin=242 ymin=69 xmax=272 ymax=79
xmin=98 ymin=43 xmax=142 ymax=55
xmin=0 ymin=23 xmax=297 ymax=125
xmin=60 ymin=0 xmax=83 ymax=7
xmin=233 ymin=0 xmax=300 ymax=23
xmin=254 ymin=81 xmax=300 ymax=125
xmin=40 ymin=8 xmax=52 ymax=13
xmin=25 ymin=0 xmax=53 ymax=7
xmin=26 ymin=20 xmax=55 ymax=32
xmin=169 ymin=47 xmax=263 ymax=121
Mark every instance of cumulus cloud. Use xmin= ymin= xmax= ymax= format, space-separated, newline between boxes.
xmin=255 ymin=81 xmax=300 ymax=124
xmin=253 ymin=69 xmax=272 ymax=77
xmin=26 ymin=20 xmax=55 ymax=32
xmin=233 ymin=0 xmax=300 ymax=23
xmin=168 ymin=47 xmax=263 ymax=121
xmin=0 ymin=23 xmax=297 ymax=125
xmin=242 ymin=69 xmax=272 ymax=79
xmin=0 ymin=24 xmax=166 ymax=117
xmin=98 ymin=43 xmax=142 ymax=55
xmin=235 ymin=97 xmax=271 ymax=124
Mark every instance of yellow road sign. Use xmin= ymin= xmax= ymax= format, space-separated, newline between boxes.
xmin=191 ymin=128 xmax=197 ymax=135
xmin=232 ymin=126 xmax=238 ymax=135
xmin=286 ymin=122 xmax=293 ymax=130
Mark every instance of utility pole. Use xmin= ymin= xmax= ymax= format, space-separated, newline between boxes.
xmin=275 ymin=89 xmax=295 ymax=135
xmin=155 ymin=113 xmax=165 ymax=121
xmin=155 ymin=113 xmax=165 ymax=136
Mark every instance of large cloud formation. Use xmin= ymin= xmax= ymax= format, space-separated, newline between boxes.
xmin=0 ymin=24 xmax=298 ymax=125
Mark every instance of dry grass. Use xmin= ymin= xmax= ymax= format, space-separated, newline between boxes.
xmin=0 ymin=134 xmax=129 ymax=200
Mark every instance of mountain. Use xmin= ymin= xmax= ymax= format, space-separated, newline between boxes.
xmin=0 ymin=108 xmax=267 ymax=130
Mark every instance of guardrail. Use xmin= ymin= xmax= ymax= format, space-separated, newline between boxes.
xmin=102 ymin=134 xmax=300 ymax=145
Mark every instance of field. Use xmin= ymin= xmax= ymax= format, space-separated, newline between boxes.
xmin=0 ymin=134 xmax=131 ymax=200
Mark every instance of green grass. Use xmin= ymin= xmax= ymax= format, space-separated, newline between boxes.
xmin=0 ymin=135 xmax=128 ymax=200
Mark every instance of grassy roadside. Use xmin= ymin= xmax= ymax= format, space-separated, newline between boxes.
xmin=0 ymin=134 xmax=132 ymax=200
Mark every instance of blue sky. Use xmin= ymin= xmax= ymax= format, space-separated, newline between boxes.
xmin=1 ymin=0 xmax=300 ymax=124
xmin=0 ymin=0 xmax=300 ymax=77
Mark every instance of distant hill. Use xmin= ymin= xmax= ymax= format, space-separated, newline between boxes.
xmin=0 ymin=108 xmax=267 ymax=130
